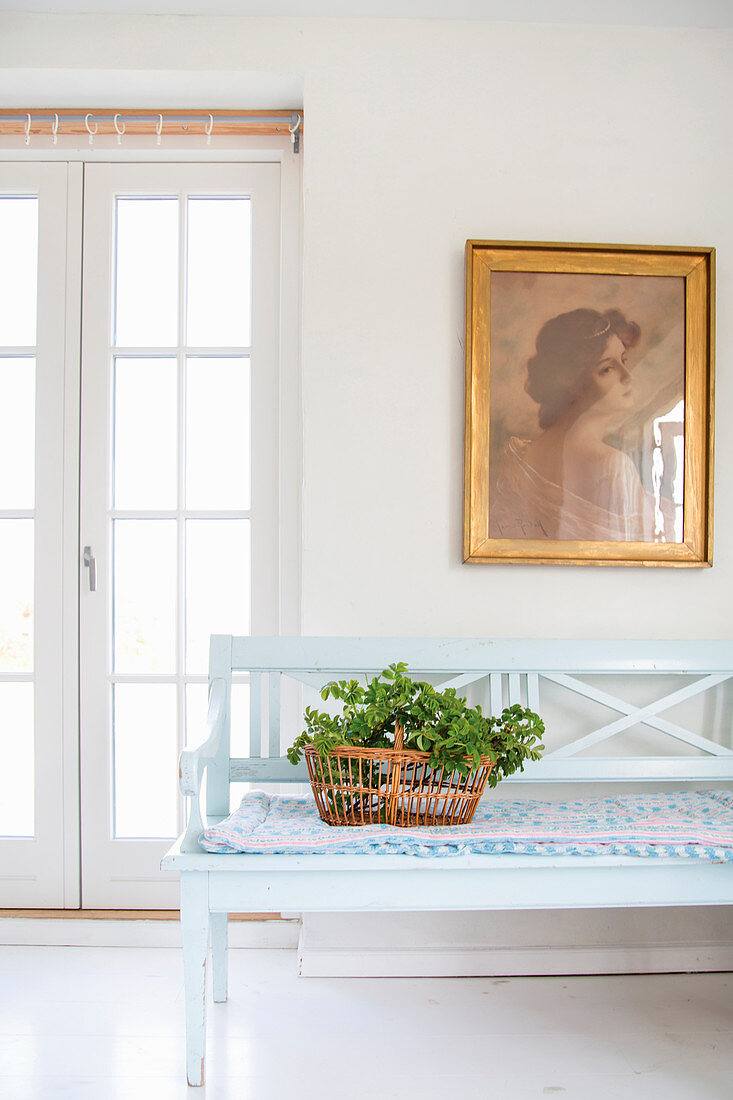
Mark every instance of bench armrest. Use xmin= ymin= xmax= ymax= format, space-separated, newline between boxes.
xmin=179 ymin=677 xmax=227 ymax=852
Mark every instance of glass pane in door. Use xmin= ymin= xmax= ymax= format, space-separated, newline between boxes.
xmin=0 ymin=519 xmax=33 ymax=673
xmin=0 ymin=358 xmax=35 ymax=508
xmin=114 ymin=357 xmax=177 ymax=509
xmin=186 ymin=519 xmax=251 ymax=673
xmin=0 ymin=682 xmax=34 ymax=836
xmin=185 ymin=356 xmax=251 ymax=510
xmin=113 ymin=519 xmax=177 ymax=673
xmin=114 ymin=198 xmax=179 ymax=347
xmin=0 ymin=198 xmax=38 ymax=346
xmin=114 ymin=682 xmax=177 ymax=838
xmin=186 ymin=197 xmax=251 ymax=347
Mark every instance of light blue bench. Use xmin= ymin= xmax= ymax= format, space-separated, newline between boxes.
xmin=162 ymin=635 xmax=733 ymax=1086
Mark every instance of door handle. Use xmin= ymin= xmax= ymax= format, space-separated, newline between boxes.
xmin=83 ymin=545 xmax=97 ymax=592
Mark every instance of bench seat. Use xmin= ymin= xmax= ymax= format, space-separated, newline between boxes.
xmin=162 ymin=635 xmax=733 ymax=1085
xmin=165 ymin=845 xmax=733 ymax=912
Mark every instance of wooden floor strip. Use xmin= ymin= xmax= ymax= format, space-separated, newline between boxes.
xmin=0 ymin=909 xmax=282 ymax=921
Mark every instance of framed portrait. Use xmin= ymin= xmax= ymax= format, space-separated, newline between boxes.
xmin=463 ymin=240 xmax=715 ymax=566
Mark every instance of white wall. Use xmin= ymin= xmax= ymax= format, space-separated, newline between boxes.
xmin=298 ymin=21 xmax=732 ymax=638
xmin=2 ymin=12 xmax=732 ymax=960
xmin=1 ymin=16 xmax=731 ymax=635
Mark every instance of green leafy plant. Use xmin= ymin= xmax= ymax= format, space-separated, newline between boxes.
xmin=287 ymin=662 xmax=544 ymax=785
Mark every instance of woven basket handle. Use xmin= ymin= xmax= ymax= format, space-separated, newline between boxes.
xmin=394 ymin=719 xmax=404 ymax=751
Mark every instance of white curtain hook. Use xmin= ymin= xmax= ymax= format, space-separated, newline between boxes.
xmin=288 ymin=114 xmax=301 ymax=153
xmin=24 ymin=113 xmax=32 ymax=146
xmin=85 ymin=113 xmax=98 ymax=146
xmin=205 ymin=113 xmax=214 ymax=145
xmin=156 ymin=113 xmax=163 ymax=146
xmin=113 ymin=113 xmax=125 ymax=145
xmin=51 ymin=113 xmax=59 ymax=145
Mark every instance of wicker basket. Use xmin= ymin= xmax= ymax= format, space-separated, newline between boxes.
xmin=303 ymin=722 xmax=493 ymax=827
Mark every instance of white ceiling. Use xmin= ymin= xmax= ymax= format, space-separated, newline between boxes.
xmin=0 ymin=0 xmax=731 ymax=25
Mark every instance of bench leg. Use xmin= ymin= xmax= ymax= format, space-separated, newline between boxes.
xmin=211 ymin=912 xmax=228 ymax=1002
xmin=181 ymin=872 xmax=210 ymax=1087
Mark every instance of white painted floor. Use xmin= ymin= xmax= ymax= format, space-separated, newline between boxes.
xmin=0 ymin=947 xmax=731 ymax=1099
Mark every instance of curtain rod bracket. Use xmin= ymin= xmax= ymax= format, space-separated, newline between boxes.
xmin=289 ymin=113 xmax=301 ymax=154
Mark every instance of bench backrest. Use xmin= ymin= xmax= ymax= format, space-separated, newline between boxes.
xmin=206 ymin=636 xmax=733 ymax=817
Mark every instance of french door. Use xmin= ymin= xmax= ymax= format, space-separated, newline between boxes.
xmin=0 ymin=158 xmax=286 ymax=908
xmin=0 ymin=163 xmax=77 ymax=907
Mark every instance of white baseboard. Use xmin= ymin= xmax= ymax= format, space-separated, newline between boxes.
xmin=297 ymin=932 xmax=733 ymax=977
xmin=8 ymin=916 xmax=731 ymax=976
xmin=0 ymin=917 xmax=300 ymax=949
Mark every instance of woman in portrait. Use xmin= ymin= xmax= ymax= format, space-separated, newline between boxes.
xmin=490 ymin=307 xmax=672 ymax=542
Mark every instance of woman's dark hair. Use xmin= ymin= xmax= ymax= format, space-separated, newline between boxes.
xmin=525 ymin=308 xmax=641 ymax=429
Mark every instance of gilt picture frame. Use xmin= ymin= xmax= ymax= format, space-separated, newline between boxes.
xmin=463 ymin=240 xmax=715 ymax=566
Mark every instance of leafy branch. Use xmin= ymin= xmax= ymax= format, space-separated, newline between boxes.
xmin=287 ymin=663 xmax=544 ymax=783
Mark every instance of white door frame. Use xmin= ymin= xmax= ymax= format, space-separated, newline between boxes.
xmin=0 ymin=161 xmax=82 ymax=907
xmin=79 ymin=160 xmax=285 ymax=908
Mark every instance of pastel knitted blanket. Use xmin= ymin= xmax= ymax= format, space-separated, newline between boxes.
xmin=199 ymin=789 xmax=733 ymax=859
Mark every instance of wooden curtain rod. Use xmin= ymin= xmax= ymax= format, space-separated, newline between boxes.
xmin=0 ymin=108 xmax=302 ymax=151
